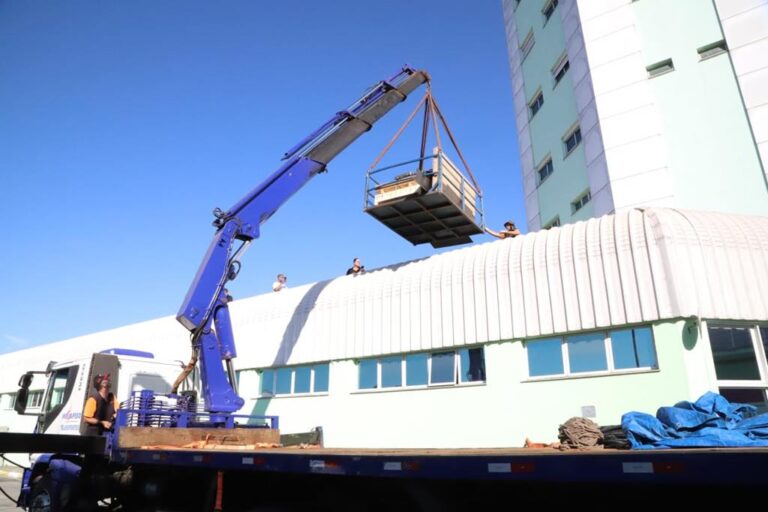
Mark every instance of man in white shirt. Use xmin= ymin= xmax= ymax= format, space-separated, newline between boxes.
xmin=273 ymin=273 xmax=288 ymax=292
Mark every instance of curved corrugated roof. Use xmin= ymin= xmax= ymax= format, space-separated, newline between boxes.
xmin=233 ymin=208 xmax=768 ymax=367
xmin=2 ymin=208 xmax=766 ymax=380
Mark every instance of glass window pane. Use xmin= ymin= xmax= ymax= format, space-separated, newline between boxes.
xmin=44 ymin=369 xmax=71 ymax=413
xmin=708 ymin=326 xmax=760 ymax=380
xmin=294 ymin=366 xmax=311 ymax=394
xmin=430 ymin=351 xmax=455 ymax=384
xmin=567 ymin=333 xmax=608 ymax=373
xmin=260 ymin=369 xmax=275 ymax=395
xmin=719 ymin=388 xmax=768 ymax=414
xmin=275 ymin=368 xmax=292 ymax=395
xmin=527 ymin=338 xmax=564 ymax=376
xmin=359 ymin=359 xmax=378 ymax=389
xmin=381 ymin=356 xmax=402 ymax=388
xmin=459 ymin=348 xmax=486 ymax=382
xmin=406 ymin=353 xmax=428 ymax=386
xmin=760 ymin=327 xmax=768 ymax=364
xmin=313 ymin=364 xmax=329 ymax=393
xmin=611 ymin=327 xmax=658 ymax=369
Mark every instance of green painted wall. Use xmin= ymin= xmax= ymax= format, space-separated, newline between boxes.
xmin=514 ymin=2 xmax=594 ymax=226
xmin=633 ymin=0 xmax=768 ymax=215
xmin=243 ymin=319 xmax=699 ymax=447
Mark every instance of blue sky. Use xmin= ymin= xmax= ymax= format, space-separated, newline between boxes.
xmin=0 ymin=1 xmax=524 ymax=353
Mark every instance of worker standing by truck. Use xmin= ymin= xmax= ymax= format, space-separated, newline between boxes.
xmin=83 ymin=374 xmax=117 ymax=435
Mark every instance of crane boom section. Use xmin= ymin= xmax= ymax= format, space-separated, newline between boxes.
xmin=176 ymin=67 xmax=429 ymax=414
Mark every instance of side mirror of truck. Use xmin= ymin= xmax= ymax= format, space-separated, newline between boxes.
xmin=15 ymin=372 xmax=34 ymax=414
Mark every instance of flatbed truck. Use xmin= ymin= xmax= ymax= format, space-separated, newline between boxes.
xmin=2 ymin=66 xmax=767 ymax=511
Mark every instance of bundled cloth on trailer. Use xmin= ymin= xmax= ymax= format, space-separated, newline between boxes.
xmin=622 ymin=392 xmax=768 ymax=449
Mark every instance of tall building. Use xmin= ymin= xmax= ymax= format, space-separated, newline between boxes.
xmin=502 ymin=0 xmax=768 ymax=230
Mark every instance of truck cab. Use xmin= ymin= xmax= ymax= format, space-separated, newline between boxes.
xmin=14 ymin=349 xmax=188 ymax=436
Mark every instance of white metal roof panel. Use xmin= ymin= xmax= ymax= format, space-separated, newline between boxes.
xmin=3 ymin=208 xmax=768 ymax=374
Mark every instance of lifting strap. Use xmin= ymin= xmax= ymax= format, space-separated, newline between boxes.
xmin=366 ymin=87 xmax=482 ymax=195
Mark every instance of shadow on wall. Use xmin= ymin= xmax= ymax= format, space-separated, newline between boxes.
xmin=248 ymin=397 xmax=272 ymax=426
xmin=272 ymin=279 xmax=332 ymax=367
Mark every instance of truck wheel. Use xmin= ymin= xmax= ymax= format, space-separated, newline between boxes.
xmin=28 ymin=475 xmax=53 ymax=512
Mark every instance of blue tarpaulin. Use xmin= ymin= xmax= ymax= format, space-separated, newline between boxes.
xmin=622 ymin=392 xmax=768 ymax=449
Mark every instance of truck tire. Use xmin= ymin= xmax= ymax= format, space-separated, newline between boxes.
xmin=28 ymin=475 xmax=53 ymax=512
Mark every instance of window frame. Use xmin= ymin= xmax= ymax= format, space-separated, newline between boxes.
xmin=542 ymin=0 xmax=559 ymax=25
xmin=528 ymin=89 xmax=544 ymax=119
xmin=255 ymin=363 xmax=331 ymax=398
xmin=551 ymin=52 xmax=570 ymax=87
xmin=536 ymin=155 xmax=553 ymax=185
xmin=355 ymin=347 xmax=487 ymax=392
xmin=697 ymin=40 xmax=728 ymax=61
xmin=646 ymin=58 xmax=674 ymax=78
xmin=525 ymin=326 xmax=659 ymax=380
xmin=562 ymin=125 xmax=582 ymax=157
xmin=706 ymin=322 xmax=768 ymax=413
xmin=520 ymin=29 xmax=535 ymax=60
xmin=27 ymin=390 xmax=44 ymax=409
xmin=571 ymin=189 xmax=591 ymax=213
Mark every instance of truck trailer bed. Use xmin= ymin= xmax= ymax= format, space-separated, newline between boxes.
xmin=115 ymin=444 xmax=768 ymax=487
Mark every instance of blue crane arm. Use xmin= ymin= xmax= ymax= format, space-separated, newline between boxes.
xmin=175 ymin=67 xmax=430 ymax=414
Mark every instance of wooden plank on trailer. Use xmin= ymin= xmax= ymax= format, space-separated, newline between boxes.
xmin=118 ymin=427 xmax=280 ymax=449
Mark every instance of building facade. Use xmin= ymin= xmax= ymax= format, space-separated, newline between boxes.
xmin=502 ymin=0 xmax=768 ymax=230
xmin=2 ymin=208 xmax=768 ymax=452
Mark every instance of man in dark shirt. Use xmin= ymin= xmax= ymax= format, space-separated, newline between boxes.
xmin=83 ymin=374 xmax=117 ymax=435
xmin=346 ymin=258 xmax=365 ymax=275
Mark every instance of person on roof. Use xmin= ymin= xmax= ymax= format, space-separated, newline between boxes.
xmin=485 ymin=220 xmax=521 ymax=239
xmin=273 ymin=273 xmax=288 ymax=292
xmin=346 ymin=258 xmax=365 ymax=276
xmin=83 ymin=374 xmax=117 ymax=435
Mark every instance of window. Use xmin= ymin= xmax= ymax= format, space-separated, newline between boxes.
xmin=528 ymin=338 xmax=564 ymax=377
xmin=259 ymin=363 xmax=331 ymax=396
xmin=528 ymin=90 xmax=544 ymax=119
xmin=520 ymin=30 xmax=535 ymax=60
xmin=563 ymin=126 xmax=582 ymax=155
xmin=611 ymin=327 xmax=657 ymax=369
xmin=314 ymin=364 xmax=329 ymax=393
xmin=275 ymin=368 xmax=292 ymax=394
xmin=571 ymin=189 xmax=591 ymax=213
xmin=697 ymin=40 xmax=728 ymax=60
xmin=459 ymin=347 xmax=487 ymax=382
xmin=526 ymin=326 xmax=658 ymax=378
xmin=430 ymin=351 xmax=455 ymax=384
xmin=0 ymin=393 xmax=16 ymax=410
xmin=708 ymin=324 xmax=768 ymax=413
xmin=357 ymin=347 xmax=486 ymax=390
xmin=381 ymin=356 xmax=402 ymax=388
xmin=542 ymin=0 xmax=559 ymax=23
xmin=359 ymin=359 xmax=378 ymax=389
xmin=709 ymin=326 xmax=762 ymax=381
xmin=406 ymin=353 xmax=428 ymax=386
xmin=552 ymin=54 xmax=570 ymax=86
xmin=568 ymin=332 xmax=608 ymax=373
xmin=543 ymin=216 xmax=560 ymax=229
xmin=261 ymin=369 xmax=275 ymax=395
xmin=536 ymin=157 xmax=553 ymax=184
xmin=28 ymin=390 xmax=44 ymax=409
xmin=646 ymin=58 xmax=674 ymax=78
xmin=294 ymin=366 xmax=311 ymax=394
xmin=43 ymin=368 xmax=73 ymax=414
